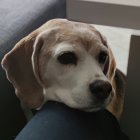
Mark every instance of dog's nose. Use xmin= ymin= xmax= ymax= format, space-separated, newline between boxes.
xmin=89 ymin=80 xmax=112 ymax=99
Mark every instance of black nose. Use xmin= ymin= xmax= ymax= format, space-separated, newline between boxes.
xmin=89 ymin=80 xmax=112 ymax=99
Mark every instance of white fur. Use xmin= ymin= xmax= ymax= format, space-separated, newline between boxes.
xmin=41 ymin=42 xmax=112 ymax=111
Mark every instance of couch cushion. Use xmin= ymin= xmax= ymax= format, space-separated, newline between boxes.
xmin=0 ymin=0 xmax=66 ymax=55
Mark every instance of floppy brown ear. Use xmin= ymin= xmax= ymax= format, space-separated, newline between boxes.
xmin=107 ymin=69 xmax=126 ymax=120
xmin=1 ymin=32 xmax=44 ymax=109
xmin=106 ymin=48 xmax=116 ymax=81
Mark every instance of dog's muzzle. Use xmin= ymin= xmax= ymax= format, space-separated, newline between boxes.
xmin=89 ymin=80 xmax=112 ymax=100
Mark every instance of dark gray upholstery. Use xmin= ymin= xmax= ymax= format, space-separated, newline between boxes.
xmin=0 ymin=0 xmax=66 ymax=55
xmin=0 ymin=0 xmax=66 ymax=139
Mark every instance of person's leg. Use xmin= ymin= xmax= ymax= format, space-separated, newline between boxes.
xmin=15 ymin=101 xmax=129 ymax=140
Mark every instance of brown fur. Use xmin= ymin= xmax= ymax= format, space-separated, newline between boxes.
xmin=1 ymin=32 xmax=44 ymax=108
xmin=107 ymin=69 xmax=126 ymax=120
xmin=1 ymin=19 xmax=125 ymax=120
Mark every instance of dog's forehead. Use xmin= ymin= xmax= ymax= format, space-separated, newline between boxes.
xmin=40 ymin=19 xmax=106 ymax=53
xmin=47 ymin=19 xmax=99 ymax=37
xmin=38 ymin=19 xmax=105 ymax=54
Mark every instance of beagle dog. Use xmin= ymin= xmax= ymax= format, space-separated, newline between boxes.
xmin=1 ymin=19 xmax=125 ymax=120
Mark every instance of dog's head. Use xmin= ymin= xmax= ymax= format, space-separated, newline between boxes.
xmin=1 ymin=19 xmax=116 ymax=111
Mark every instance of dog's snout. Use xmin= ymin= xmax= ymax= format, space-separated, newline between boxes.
xmin=89 ymin=80 xmax=112 ymax=99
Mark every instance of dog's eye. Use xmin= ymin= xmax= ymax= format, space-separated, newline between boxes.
xmin=98 ymin=51 xmax=108 ymax=64
xmin=57 ymin=52 xmax=77 ymax=65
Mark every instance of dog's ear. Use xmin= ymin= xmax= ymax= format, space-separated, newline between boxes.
xmin=107 ymin=69 xmax=126 ymax=120
xmin=1 ymin=32 xmax=44 ymax=109
xmin=106 ymin=48 xmax=116 ymax=81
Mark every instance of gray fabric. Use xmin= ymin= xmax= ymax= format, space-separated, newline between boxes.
xmin=0 ymin=0 xmax=66 ymax=139
xmin=0 ymin=0 xmax=66 ymax=56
